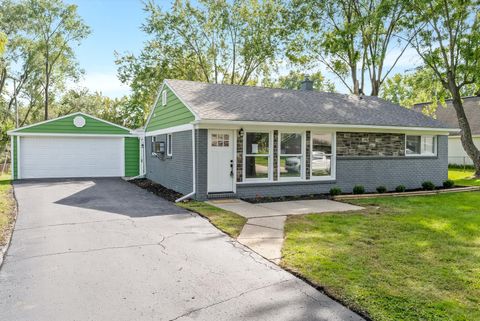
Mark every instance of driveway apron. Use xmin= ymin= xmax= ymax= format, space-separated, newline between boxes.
xmin=0 ymin=178 xmax=363 ymax=321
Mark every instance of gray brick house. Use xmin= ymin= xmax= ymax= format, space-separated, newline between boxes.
xmin=144 ymin=79 xmax=455 ymax=201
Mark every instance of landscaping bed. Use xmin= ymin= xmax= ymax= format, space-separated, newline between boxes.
xmin=129 ymin=178 xmax=183 ymax=202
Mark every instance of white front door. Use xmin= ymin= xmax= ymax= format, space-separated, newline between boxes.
xmin=208 ymin=130 xmax=234 ymax=193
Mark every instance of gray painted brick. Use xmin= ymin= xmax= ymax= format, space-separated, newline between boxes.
xmin=146 ymin=130 xmax=193 ymax=195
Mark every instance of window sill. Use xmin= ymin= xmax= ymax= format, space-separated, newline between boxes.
xmin=237 ymin=179 xmax=336 ymax=187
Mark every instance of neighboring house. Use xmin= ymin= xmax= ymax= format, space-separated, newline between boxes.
xmin=7 ymin=112 xmax=142 ymax=179
xmin=144 ymin=79 xmax=455 ymax=201
xmin=414 ymin=96 xmax=480 ymax=166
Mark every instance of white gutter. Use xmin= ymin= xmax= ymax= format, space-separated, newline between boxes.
xmin=193 ymin=119 xmax=458 ymax=133
xmin=175 ymin=127 xmax=196 ymax=202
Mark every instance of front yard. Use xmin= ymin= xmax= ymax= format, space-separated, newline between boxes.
xmin=282 ymin=173 xmax=480 ymax=320
xmin=0 ymin=174 xmax=16 ymax=249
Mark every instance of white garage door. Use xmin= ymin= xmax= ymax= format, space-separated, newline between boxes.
xmin=19 ymin=136 xmax=124 ymax=179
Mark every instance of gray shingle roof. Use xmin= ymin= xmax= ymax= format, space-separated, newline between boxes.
xmin=166 ymin=79 xmax=451 ymax=129
xmin=414 ymin=96 xmax=480 ymax=135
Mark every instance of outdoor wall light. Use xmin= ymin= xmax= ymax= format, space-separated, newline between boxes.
xmin=239 ymin=128 xmax=244 ymax=137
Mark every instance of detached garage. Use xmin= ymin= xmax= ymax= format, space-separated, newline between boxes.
xmin=8 ymin=112 xmax=142 ymax=179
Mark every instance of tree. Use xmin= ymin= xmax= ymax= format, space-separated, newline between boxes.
xmin=285 ymin=0 xmax=414 ymax=96
xmin=27 ymin=0 xmax=90 ymax=120
xmin=116 ymin=0 xmax=287 ymax=124
xmin=264 ymin=70 xmax=335 ymax=92
xmin=409 ymin=0 xmax=480 ymax=176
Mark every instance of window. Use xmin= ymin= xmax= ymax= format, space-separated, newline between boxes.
xmin=245 ymin=132 xmax=270 ymax=180
xmin=162 ymin=90 xmax=167 ymax=106
xmin=167 ymin=133 xmax=172 ymax=156
xmin=406 ymin=135 xmax=436 ymax=156
xmin=151 ymin=136 xmax=161 ymax=154
xmin=211 ymin=133 xmax=230 ymax=147
xmin=279 ymin=133 xmax=303 ymax=179
xmin=311 ymin=133 xmax=333 ymax=177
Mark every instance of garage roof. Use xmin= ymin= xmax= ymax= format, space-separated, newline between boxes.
xmin=8 ymin=112 xmax=133 ymax=136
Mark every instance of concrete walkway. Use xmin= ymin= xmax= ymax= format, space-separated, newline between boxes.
xmin=208 ymin=199 xmax=363 ymax=263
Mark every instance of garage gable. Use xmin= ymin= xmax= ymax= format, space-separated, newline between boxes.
xmin=10 ymin=112 xmax=131 ymax=135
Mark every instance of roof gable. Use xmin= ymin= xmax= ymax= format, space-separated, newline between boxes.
xmin=9 ymin=112 xmax=131 ymax=135
xmin=414 ymin=97 xmax=480 ymax=135
xmin=166 ymin=79 xmax=451 ymax=130
xmin=145 ymin=83 xmax=196 ymax=132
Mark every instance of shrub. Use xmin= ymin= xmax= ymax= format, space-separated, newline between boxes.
xmin=443 ymin=179 xmax=455 ymax=188
xmin=329 ymin=187 xmax=342 ymax=196
xmin=395 ymin=185 xmax=406 ymax=192
xmin=376 ymin=186 xmax=387 ymax=193
xmin=422 ymin=181 xmax=436 ymax=190
xmin=353 ymin=185 xmax=365 ymax=194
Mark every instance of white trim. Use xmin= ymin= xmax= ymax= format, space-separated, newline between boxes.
xmin=192 ymin=128 xmax=196 ymax=195
xmin=162 ymin=89 xmax=167 ymax=106
xmin=10 ymin=136 xmax=14 ymax=180
xmin=167 ymin=133 xmax=173 ymax=157
xmin=139 ymin=136 xmax=145 ymax=176
xmin=10 ymin=132 xmax=137 ymax=138
xmin=145 ymin=124 xmax=194 ymax=136
xmin=7 ymin=112 xmax=133 ymax=135
xmin=16 ymin=136 xmax=21 ymax=179
xmin=121 ymin=137 xmax=126 ymax=176
xmin=243 ymin=130 xmax=273 ymax=183
xmin=405 ymin=134 xmax=437 ymax=157
xmin=195 ymin=119 xmax=456 ymax=133
xmin=309 ymin=131 xmax=336 ymax=181
xmin=164 ymin=81 xmax=200 ymax=120
xmin=277 ymin=131 xmax=305 ymax=182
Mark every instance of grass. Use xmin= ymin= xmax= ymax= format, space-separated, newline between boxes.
xmin=0 ymin=173 xmax=15 ymax=247
xmin=282 ymin=192 xmax=480 ymax=321
xmin=177 ymin=201 xmax=247 ymax=238
xmin=449 ymin=168 xmax=480 ymax=186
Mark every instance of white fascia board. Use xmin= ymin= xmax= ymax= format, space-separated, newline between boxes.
xmin=194 ymin=119 xmax=457 ymax=134
xmin=145 ymin=124 xmax=194 ymax=136
xmin=7 ymin=111 xmax=134 ymax=135
xmin=10 ymin=133 xmax=138 ymax=138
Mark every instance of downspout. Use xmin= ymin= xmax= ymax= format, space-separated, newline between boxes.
xmin=175 ymin=127 xmax=196 ymax=202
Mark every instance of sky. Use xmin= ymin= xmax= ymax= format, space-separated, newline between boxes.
xmin=69 ymin=0 xmax=423 ymax=98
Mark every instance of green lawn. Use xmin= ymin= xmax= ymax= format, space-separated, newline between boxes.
xmin=0 ymin=174 xmax=15 ymax=247
xmin=282 ymin=192 xmax=480 ymax=321
xmin=178 ymin=201 xmax=247 ymax=238
xmin=449 ymin=168 xmax=480 ymax=186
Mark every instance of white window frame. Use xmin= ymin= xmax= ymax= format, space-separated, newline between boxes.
xmin=162 ymin=90 xmax=167 ymax=106
xmin=405 ymin=135 xmax=437 ymax=156
xmin=277 ymin=131 xmax=306 ymax=181
xmin=166 ymin=133 xmax=173 ymax=157
xmin=310 ymin=132 xmax=336 ymax=181
xmin=243 ymin=131 xmax=273 ymax=182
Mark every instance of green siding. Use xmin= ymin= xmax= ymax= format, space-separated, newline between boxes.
xmin=146 ymin=86 xmax=195 ymax=131
xmin=16 ymin=114 xmax=130 ymax=134
xmin=13 ymin=137 xmax=17 ymax=180
xmin=124 ymin=137 xmax=140 ymax=176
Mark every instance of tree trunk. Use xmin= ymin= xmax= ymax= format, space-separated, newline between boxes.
xmin=449 ymin=81 xmax=480 ymax=176
xmin=351 ymin=66 xmax=359 ymax=95
xmin=44 ymin=61 xmax=49 ymax=120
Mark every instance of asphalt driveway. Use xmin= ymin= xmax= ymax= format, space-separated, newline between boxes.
xmin=0 ymin=178 xmax=363 ymax=321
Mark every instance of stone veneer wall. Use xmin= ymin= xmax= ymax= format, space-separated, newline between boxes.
xmin=336 ymin=132 xmax=405 ymax=157
xmin=236 ymin=130 xmax=243 ymax=182
xmin=273 ymin=130 xmax=278 ymax=181
xmin=305 ymin=131 xmax=311 ymax=179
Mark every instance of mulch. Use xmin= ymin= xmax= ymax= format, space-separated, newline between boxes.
xmin=129 ymin=179 xmax=183 ymax=202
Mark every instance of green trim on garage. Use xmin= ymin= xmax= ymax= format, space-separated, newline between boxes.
xmin=13 ymin=113 xmax=130 ymax=135
xmin=124 ymin=137 xmax=140 ymax=177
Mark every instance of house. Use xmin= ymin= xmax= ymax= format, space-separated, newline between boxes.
xmin=414 ymin=96 xmax=480 ymax=166
xmin=144 ymin=79 xmax=454 ymax=201
xmin=7 ymin=112 xmax=142 ymax=179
